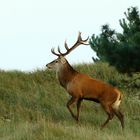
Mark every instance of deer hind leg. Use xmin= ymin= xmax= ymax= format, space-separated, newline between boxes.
xmin=67 ymin=97 xmax=78 ymax=120
xmin=112 ymin=97 xmax=124 ymax=129
xmin=101 ymin=104 xmax=114 ymax=129
xmin=113 ymin=109 xmax=124 ymax=129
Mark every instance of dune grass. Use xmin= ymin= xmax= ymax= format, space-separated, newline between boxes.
xmin=0 ymin=62 xmax=140 ymax=140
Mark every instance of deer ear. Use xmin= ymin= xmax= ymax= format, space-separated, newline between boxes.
xmin=60 ymin=56 xmax=66 ymax=64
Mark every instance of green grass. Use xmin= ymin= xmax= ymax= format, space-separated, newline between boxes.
xmin=0 ymin=62 xmax=140 ymax=140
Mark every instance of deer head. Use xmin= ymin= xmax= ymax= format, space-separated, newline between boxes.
xmin=46 ymin=32 xmax=89 ymax=71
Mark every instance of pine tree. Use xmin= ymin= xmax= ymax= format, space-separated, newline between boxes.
xmin=90 ymin=7 xmax=140 ymax=73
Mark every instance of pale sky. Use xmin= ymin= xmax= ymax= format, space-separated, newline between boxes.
xmin=0 ymin=0 xmax=140 ymax=71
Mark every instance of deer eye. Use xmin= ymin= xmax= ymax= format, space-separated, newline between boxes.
xmin=55 ymin=60 xmax=59 ymax=63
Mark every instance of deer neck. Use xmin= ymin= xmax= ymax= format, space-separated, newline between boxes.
xmin=56 ymin=62 xmax=77 ymax=88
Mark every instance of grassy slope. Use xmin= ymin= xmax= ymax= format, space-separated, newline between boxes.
xmin=0 ymin=62 xmax=140 ymax=140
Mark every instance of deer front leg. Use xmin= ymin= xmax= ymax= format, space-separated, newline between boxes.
xmin=67 ymin=97 xmax=78 ymax=120
xmin=76 ymin=98 xmax=83 ymax=121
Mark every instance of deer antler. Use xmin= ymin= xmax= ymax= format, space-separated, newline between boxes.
xmin=51 ymin=32 xmax=89 ymax=57
xmin=51 ymin=48 xmax=60 ymax=57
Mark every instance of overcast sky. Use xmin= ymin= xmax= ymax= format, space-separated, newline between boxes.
xmin=0 ymin=0 xmax=140 ymax=71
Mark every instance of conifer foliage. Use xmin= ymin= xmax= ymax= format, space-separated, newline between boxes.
xmin=90 ymin=7 xmax=140 ymax=73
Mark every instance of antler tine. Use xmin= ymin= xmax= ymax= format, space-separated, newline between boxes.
xmin=51 ymin=48 xmax=60 ymax=57
xmin=82 ymin=36 xmax=89 ymax=45
xmin=64 ymin=40 xmax=69 ymax=51
xmin=77 ymin=31 xmax=89 ymax=45
xmin=77 ymin=32 xmax=82 ymax=41
xmin=58 ymin=46 xmax=63 ymax=55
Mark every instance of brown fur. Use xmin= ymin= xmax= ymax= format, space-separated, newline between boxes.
xmin=47 ymin=58 xmax=124 ymax=129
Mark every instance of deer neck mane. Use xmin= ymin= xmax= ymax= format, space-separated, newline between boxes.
xmin=56 ymin=61 xmax=78 ymax=88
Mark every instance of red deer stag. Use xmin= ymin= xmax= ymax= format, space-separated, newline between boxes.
xmin=46 ymin=32 xmax=124 ymax=129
